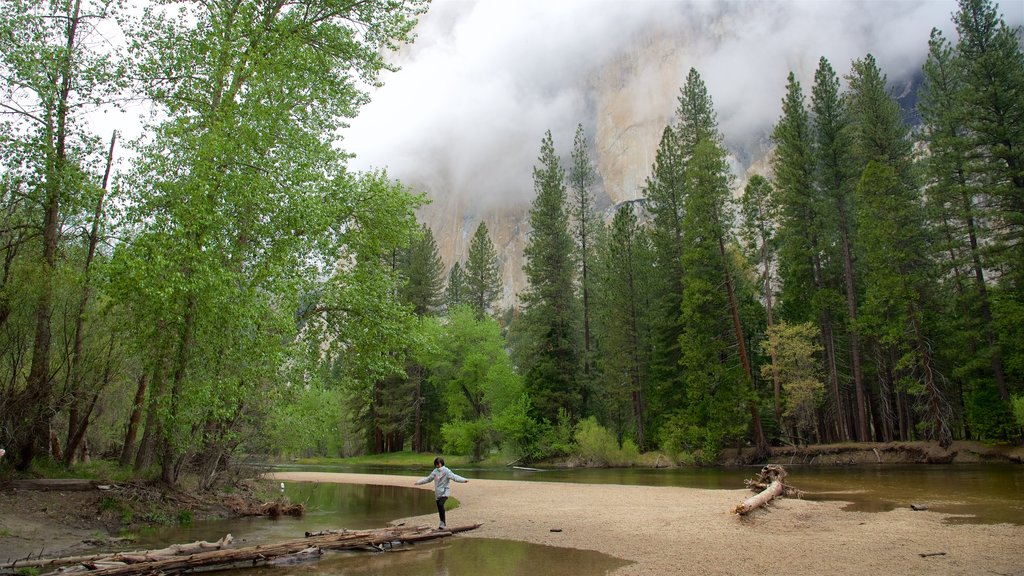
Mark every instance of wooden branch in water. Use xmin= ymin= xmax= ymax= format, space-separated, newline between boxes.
xmin=1 ymin=536 xmax=234 ymax=570
xmin=38 ymin=525 xmax=482 ymax=576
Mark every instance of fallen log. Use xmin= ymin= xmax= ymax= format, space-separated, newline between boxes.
xmin=1 ymin=536 xmax=235 ymax=570
xmin=734 ymin=479 xmax=784 ymax=515
xmin=733 ymin=464 xmax=791 ymax=515
xmin=40 ymin=524 xmax=482 ymax=576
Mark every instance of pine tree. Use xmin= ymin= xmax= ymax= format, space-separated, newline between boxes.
xmin=519 ymin=130 xmax=581 ymax=422
xmin=849 ymin=55 xmax=952 ymax=446
xmin=643 ymin=125 xmax=687 ymax=420
xmin=569 ymin=124 xmax=599 ymax=401
xmin=740 ymin=175 xmax=783 ymax=424
xmin=771 ymin=67 xmax=847 ymax=442
xmin=594 ymin=203 xmax=654 ymax=448
xmin=675 ymin=70 xmax=766 ymax=457
xmin=445 ymin=262 xmax=469 ymax=312
xmin=811 ymin=59 xmax=868 ymax=441
xmin=400 ymin=224 xmax=445 ymax=316
xmin=463 ymin=222 xmax=502 ymax=320
xmin=953 ymin=0 xmax=1024 ymax=290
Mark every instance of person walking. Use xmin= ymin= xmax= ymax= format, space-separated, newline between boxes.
xmin=415 ymin=456 xmax=468 ymax=530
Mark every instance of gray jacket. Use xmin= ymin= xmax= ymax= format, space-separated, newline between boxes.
xmin=416 ymin=465 xmax=468 ymax=498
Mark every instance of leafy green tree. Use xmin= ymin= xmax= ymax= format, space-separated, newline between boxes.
xmin=760 ymin=322 xmax=824 ymax=443
xmin=425 ymin=307 xmax=525 ymax=461
xmin=0 ymin=0 xmax=127 ymax=469
xmin=518 ymin=130 xmax=581 ymax=423
xmin=463 ymin=222 xmax=502 ymax=320
xmin=593 ymin=204 xmax=654 ymax=447
xmin=110 ymin=0 xmax=426 ymax=483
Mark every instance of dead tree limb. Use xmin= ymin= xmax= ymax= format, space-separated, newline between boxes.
xmin=734 ymin=464 xmax=794 ymax=515
xmin=37 ymin=524 xmax=482 ymax=576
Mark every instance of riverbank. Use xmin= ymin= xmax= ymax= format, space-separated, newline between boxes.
xmin=272 ymin=470 xmax=1024 ymax=576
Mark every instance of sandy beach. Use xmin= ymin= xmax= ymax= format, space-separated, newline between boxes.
xmin=271 ymin=470 xmax=1023 ymax=576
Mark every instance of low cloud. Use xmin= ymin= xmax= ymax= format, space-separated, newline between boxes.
xmin=343 ymin=0 xmax=1023 ymax=208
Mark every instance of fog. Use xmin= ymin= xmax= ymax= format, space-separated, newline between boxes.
xmin=342 ymin=0 xmax=1023 ymax=208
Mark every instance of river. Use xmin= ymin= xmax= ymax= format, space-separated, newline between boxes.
xmin=132 ymin=463 xmax=1022 ymax=575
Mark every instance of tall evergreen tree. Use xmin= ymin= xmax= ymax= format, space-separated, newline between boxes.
xmin=594 ymin=203 xmax=654 ymax=448
xmin=400 ymin=224 xmax=445 ymax=316
xmin=952 ymin=0 xmax=1024 ymax=291
xmin=445 ymin=262 xmax=469 ymax=312
xmin=569 ymin=124 xmax=599 ymax=400
xmin=463 ymin=222 xmax=502 ymax=320
xmin=848 ymin=55 xmax=952 ymax=446
xmin=675 ymin=70 xmax=767 ymax=457
xmin=811 ymin=59 xmax=869 ymax=441
xmin=771 ymin=68 xmax=847 ymax=442
xmin=643 ymin=125 xmax=688 ymax=422
xmin=919 ymin=27 xmax=983 ymax=441
xmin=740 ymin=175 xmax=783 ymax=425
xmin=519 ymin=130 xmax=581 ymax=423
xmin=856 ymin=162 xmax=952 ymax=446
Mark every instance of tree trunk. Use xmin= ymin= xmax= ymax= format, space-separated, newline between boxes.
xmin=719 ymin=235 xmax=768 ymax=457
xmin=135 ymin=361 xmax=167 ymax=472
xmin=119 ymin=373 xmax=149 ymax=467
xmin=162 ymin=296 xmax=197 ymax=486
xmin=14 ymin=0 xmax=83 ymax=472
xmin=64 ymin=132 xmax=116 ymax=466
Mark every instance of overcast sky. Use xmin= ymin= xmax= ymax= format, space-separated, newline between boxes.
xmin=341 ymin=0 xmax=1024 ymax=207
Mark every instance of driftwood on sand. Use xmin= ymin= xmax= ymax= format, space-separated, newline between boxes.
xmin=734 ymin=464 xmax=800 ymax=515
xmin=5 ymin=524 xmax=481 ymax=576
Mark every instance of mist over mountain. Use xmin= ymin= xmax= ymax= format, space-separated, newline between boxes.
xmin=342 ymin=0 xmax=1024 ymax=307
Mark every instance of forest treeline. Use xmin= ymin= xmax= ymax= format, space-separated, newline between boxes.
xmin=1 ymin=0 xmax=1022 ymax=485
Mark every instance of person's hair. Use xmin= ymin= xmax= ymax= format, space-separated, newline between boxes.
xmin=433 ymin=457 xmax=445 ymax=467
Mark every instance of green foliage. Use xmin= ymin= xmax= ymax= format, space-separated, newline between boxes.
xmin=1011 ymin=395 xmax=1024 ymax=429
xmin=761 ymin=322 xmax=824 ymax=441
xmin=267 ymin=385 xmax=346 ymax=458
xmin=964 ymin=385 xmax=1019 ymax=442
xmin=422 ymin=307 xmax=526 ymax=460
xmin=592 ymin=204 xmax=654 ymax=448
xmin=657 ymin=412 xmax=722 ymax=465
xmin=573 ymin=417 xmax=639 ymax=467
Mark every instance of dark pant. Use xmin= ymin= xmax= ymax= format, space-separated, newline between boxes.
xmin=436 ymin=496 xmax=448 ymax=524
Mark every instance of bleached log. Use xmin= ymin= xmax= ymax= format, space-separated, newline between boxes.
xmin=2 ymin=536 xmax=234 ymax=570
xmin=734 ymin=479 xmax=784 ymax=515
xmin=38 ymin=524 xmax=482 ymax=576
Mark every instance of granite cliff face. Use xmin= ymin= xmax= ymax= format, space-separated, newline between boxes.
xmin=419 ymin=27 xmax=764 ymax=311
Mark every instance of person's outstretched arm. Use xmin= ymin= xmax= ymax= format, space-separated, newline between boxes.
xmin=415 ymin=469 xmax=438 ymax=485
xmin=447 ymin=469 xmax=469 ymax=483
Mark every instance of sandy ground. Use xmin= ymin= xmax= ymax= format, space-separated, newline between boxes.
xmin=272 ymin=471 xmax=1024 ymax=576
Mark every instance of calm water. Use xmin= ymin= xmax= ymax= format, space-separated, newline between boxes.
xmin=276 ymin=462 xmax=1024 ymax=525
xmin=133 ymin=482 xmax=630 ymax=576
xmin=132 ymin=463 xmax=1022 ymax=576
